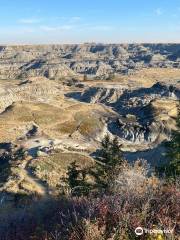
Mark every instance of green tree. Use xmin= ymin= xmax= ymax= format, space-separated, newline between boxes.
xmin=93 ymin=135 xmax=123 ymax=193
xmin=165 ymin=106 xmax=180 ymax=179
xmin=158 ymin=104 xmax=180 ymax=179
xmin=66 ymin=161 xmax=79 ymax=191
xmin=62 ymin=136 xmax=123 ymax=196
xmin=63 ymin=161 xmax=91 ymax=196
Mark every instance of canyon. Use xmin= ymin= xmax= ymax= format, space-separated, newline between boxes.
xmin=0 ymin=44 xmax=179 ymax=199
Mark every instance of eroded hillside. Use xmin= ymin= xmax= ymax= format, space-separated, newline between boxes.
xmin=1 ymin=44 xmax=180 ymax=80
xmin=0 ymin=44 xmax=179 ymax=202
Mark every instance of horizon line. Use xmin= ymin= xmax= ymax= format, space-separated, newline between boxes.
xmin=1 ymin=41 xmax=180 ymax=46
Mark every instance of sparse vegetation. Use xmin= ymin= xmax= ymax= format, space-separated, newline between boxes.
xmin=0 ymin=45 xmax=180 ymax=239
xmin=158 ymin=104 xmax=180 ymax=179
xmin=1 ymin=124 xmax=179 ymax=239
xmin=0 ymin=163 xmax=179 ymax=240
xmin=30 ymin=151 xmax=94 ymax=188
xmin=166 ymin=105 xmax=180 ymax=178
xmin=62 ymin=135 xmax=124 ymax=195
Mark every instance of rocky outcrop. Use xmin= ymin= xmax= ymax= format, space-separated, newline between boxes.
xmin=108 ymin=116 xmax=172 ymax=145
xmin=78 ymin=82 xmax=180 ymax=113
xmin=1 ymin=44 xmax=180 ymax=79
xmin=67 ymin=82 xmax=179 ymax=148
xmin=80 ymin=86 xmax=124 ymax=104
xmin=0 ymin=78 xmax=60 ymax=113
xmin=0 ymin=44 xmax=180 ymax=201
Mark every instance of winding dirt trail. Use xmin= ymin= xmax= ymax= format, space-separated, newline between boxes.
xmin=19 ymin=157 xmax=50 ymax=197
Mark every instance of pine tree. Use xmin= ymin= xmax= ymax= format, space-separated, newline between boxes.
xmin=63 ymin=161 xmax=91 ymax=196
xmin=157 ymin=104 xmax=180 ymax=179
xmin=93 ymin=135 xmax=123 ymax=192
xmin=66 ymin=161 xmax=80 ymax=191
xmin=165 ymin=106 xmax=180 ymax=178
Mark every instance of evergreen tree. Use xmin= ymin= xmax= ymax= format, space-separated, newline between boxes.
xmin=158 ymin=104 xmax=180 ymax=179
xmin=63 ymin=161 xmax=91 ymax=196
xmin=165 ymin=106 xmax=180 ymax=178
xmin=93 ymin=135 xmax=123 ymax=192
xmin=62 ymin=136 xmax=123 ymax=195
xmin=66 ymin=161 xmax=80 ymax=191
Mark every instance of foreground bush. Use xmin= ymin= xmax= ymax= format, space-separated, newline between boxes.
xmin=0 ymin=180 xmax=179 ymax=240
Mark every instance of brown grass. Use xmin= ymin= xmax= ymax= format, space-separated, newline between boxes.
xmin=0 ymin=100 xmax=107 ymax=141
xmin=30 ymin=150 xmax=94 ymax=187
xmin=86 ymin=68 xmax=180 ymax=88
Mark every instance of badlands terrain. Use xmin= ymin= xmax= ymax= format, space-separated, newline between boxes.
xmin=0 ymin=43 xmax=179 ymax=201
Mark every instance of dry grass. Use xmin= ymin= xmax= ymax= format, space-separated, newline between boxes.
xmin=115 ymin=67 xmax=180 ymax=87
xmin=86 ymin=68 xmax=180 ymax=88
xmin=74 ymin=111 xmax=104 ymax=137
xmin=150 ymin=99 xmax=178 ymax=118
xmin=0 ymin=100 xmax=107 ymax=141
xmin=128 ymin=68 xmax=180 ymax=86
xmin=55 ymin=121 xmax=78 ymax=135
xmin=30 ymin=150 xmax=94 ymax=187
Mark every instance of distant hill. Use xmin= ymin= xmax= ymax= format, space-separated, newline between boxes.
xmin=0 ymin=43 xmax=180 ymax=80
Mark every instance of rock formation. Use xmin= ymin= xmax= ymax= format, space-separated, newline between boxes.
xmin=0 ymin=44 xmax=179 ymax=197
xmin=0 ymin=44 xmax=180 ymax=80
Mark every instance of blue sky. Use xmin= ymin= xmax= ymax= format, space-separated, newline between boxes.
xmin=0 ymin=0 xmax=180 ymax=44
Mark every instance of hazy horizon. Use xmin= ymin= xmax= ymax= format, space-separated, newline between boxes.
xmin=2 ymin=42 xmax=180 ymax=46
xmin=0 ymin=0 xmax=180 ymax=44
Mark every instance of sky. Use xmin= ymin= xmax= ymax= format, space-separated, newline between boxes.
xmin=0 ymin=0 xmax=180 ymax=44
